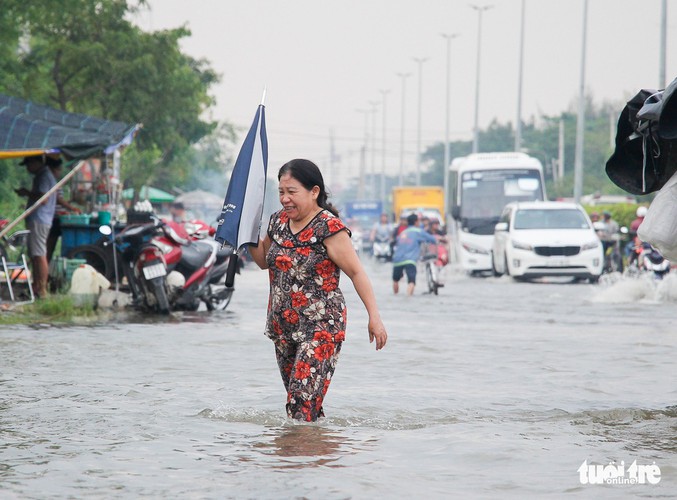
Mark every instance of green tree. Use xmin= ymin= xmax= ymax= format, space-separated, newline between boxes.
xmin=0 ymin=0 xmax=227 ymax=203
xmin=422 ymin=96 xmax=628 ymax=201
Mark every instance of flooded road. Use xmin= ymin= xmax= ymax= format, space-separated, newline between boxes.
xmin=1 ymin=260 xmax=676 ymax=498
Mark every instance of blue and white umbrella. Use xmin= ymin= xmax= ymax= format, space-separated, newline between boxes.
xmin=215 ymin=96 xmax=268 ymax=286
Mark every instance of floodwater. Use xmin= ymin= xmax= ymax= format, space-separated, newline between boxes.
xmin=1 ymin=260 xmax=676 ymax=499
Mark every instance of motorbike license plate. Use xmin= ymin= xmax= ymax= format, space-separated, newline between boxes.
xmin=143 ymin=263 xmax=167 ymax=280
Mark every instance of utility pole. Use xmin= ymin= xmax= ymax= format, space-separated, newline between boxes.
xmin=356 ymin=108 xmax=370 ymax=198
xmin=470 ymin=4 xmax=493 ymax=154
xmin=573 ymin=0 xmax=588 ymax=203
xmin=442 ymin=33 xmax=459 ymax=219
xmin=515 ymin=0 xmax=526 ymax=152
xmin=396 ymin=72 xmax=411 ymax=186
xmin=379 ymin=89 xmax=390 ymax=208
xmin=369 ymin=100 xmax=379 ymax=198
xmin=413 ymin=57 xmax=428 ymax=186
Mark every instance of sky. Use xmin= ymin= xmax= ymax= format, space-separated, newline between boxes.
xmin=136 ymin=0 xmax=676 ymax=193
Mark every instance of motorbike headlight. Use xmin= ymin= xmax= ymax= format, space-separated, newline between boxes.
xmin=511 ymin=240 xmax=533 ymax=251
xmin=581 ymin=240 xmax=600 ymax=251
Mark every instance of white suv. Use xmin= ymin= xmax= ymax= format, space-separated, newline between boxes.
xmin=491 ymin=201 xmax=603 ymax=282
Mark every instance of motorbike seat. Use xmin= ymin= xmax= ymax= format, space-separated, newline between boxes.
xmin=181 ymin=241 xmax=213 ymax=268
xmin=215 ymin=245 xmax=233 ymax=264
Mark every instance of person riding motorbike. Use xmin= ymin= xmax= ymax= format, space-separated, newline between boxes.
xmin=625 ymin=206 xmax=647 ymax=263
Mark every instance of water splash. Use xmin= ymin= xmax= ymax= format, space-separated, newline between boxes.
xmin=591 ymin=272 xmax=677 ymax=303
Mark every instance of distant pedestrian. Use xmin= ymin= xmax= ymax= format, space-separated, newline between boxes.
xmin=392 ymin=213 xmax=437 ymax=296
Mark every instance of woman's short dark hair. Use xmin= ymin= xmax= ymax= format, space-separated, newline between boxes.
xmin=278 ymin=159 xmax=339 ymax=216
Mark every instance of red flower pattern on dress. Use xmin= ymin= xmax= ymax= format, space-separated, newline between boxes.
xmin=282 ymin=309 xmax=299 ymax=324
xmin=314 ymin=343 xmax=335 ymax=361
xmin=275 ymin=255 xmax=292 ymax=271
xmin=264 ymin=209 xmax=349 ymax=421
xmin=322 ymin=378 xmax=331 ymax=396
xmin=294 ymin=361 xmax=311 ymax=380
xmin=321 ymin=276 xmax=338 ymax=292
xmin=298 ymin=228 xmax=314 ymax=242
xmin=291 ymin=291 xmax=308 ymax=308
xmin=315 ymin=259 xmax=335 ymax=278
xmin=327 ymin=218 xmax=344 ymax=232
xmin=313 ymin=330 xmax=332 ymax=343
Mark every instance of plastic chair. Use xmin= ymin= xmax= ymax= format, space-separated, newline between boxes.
xmin=1 ymin=254 xmax=35 ymax=304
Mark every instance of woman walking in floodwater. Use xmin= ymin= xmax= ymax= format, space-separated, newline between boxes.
xmin=248 ymin=158 xmax=387 ymax=422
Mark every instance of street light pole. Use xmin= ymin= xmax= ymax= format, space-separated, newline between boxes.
xmin=356 ymin=108 xmax=370 ymax=199
xmin=573 ymin=0 xmax=588 ymax=203
xmin=396 ymin=72 xmax=411 ymax=186
xmin=470 ymin=4 xmax=493 ymax=154
xmin=413 ymin=57 xmax=428 ymax=186
xmin=442 ymin=33 xmax=459 ymax=219
xmin=369 ymin=100 xmax=379 ymax=198
xmin=515 ymin=0 xmax=525 ymax=152
xmin=379 ymin=89 xmax=390 ymax=208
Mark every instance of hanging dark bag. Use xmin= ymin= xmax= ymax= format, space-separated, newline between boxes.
xmin=606 ymin=77 xmax=677 ymax=195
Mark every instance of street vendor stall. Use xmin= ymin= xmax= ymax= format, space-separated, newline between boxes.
xmin=0 ymin=93 xmax=139 ymax=300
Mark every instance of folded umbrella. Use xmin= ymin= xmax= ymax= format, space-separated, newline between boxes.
xmin=215 ymin=98 xmax=268 ymax=287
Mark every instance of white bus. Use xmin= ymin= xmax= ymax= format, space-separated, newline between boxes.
xmin=449 ymin=152 xmax=547 ymax=274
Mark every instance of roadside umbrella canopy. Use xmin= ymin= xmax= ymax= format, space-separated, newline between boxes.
xmin=122 ymin=186 xmax=175 ymax=203
xmin=0 ymin=93 xmax=138 ymax=160
xmin=175 ymin=189 xmax=224 ymax=211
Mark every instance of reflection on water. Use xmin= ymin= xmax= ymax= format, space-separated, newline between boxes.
xmin=254 ymin=425 xmax=352 ymax=469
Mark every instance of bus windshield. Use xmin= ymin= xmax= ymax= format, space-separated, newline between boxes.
xmin=460 ymin=169 xmax=543 ymax=233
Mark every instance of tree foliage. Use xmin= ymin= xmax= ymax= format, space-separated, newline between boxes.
xmin=0 ymin=0 xmax=229 ymax=212
xmin=421 ymin=97 xmax=630 ymax=201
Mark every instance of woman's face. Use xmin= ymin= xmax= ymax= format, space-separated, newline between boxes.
xmin=278 ymin=173 xmax=319 ymax=221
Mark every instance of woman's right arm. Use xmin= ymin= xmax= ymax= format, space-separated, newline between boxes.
xmin=248 ymin=233 xmax=271 ymax=269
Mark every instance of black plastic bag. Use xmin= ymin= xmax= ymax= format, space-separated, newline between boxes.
xmin=606 ymin=77 xmax=677 ymax=195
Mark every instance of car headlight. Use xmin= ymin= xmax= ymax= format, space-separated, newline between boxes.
xmin=511 ymin=240 xmax=533 ymax=251
xmin=581 ymin=240 xmax=600 ymax=251
xmin=461 ymin=242 xmax=490 ymax=255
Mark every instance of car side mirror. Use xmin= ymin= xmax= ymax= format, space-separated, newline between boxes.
xmin=451 ymin=206 xmax=460 ymax=220
xmin=494 ymin=222 xmax=508 ymax=232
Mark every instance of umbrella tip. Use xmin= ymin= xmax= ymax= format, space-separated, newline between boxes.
xmin=261 ymin=87 xmax=266 ymax=106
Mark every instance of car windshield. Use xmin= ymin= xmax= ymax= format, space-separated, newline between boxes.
xmin=513 ymin=209 xmax=590 ymax=230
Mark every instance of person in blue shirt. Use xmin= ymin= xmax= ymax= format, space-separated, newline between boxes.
xmin=15 ymin=155 xmax=57 ymax=298
xmin=392 ymin=213 xmax=437 ymax=295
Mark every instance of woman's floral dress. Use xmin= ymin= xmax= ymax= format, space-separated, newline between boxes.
xmin=265 ymin=209 xmax=350 ymax=421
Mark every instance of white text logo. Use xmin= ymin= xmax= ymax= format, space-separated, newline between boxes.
xmin=578 ymin=460 xmax=661 ymax=485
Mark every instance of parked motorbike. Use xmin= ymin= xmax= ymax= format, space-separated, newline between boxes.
xmin=71 ymin=216 xmax=235 ymax=313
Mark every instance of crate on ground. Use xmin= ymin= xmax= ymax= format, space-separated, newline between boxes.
xmin=59 ymin=214 xmax=91 ymax=225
